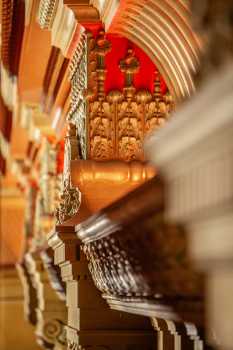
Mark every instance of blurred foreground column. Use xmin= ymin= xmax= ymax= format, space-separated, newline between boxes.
xmin=147 ymin=62 xmax=233 ymax=350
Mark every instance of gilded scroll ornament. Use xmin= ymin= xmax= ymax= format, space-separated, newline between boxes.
xmin=86 ymin=31 xmax=174 ymax=162
xmin=66 ymin=29 xmax=174 ymax=162
xmin=55 ymin=124 xmax=81 ymax=224
xmin=88 ymin=31 xmax=113 ymax=160
xmin=43 ymin=319 xmax=64 ymax=342
xmin=55 ymin=178 xmax=80 ymax=224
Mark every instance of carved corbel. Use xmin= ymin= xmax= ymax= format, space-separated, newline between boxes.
xmin=25 ymin=251 xmax=67 ymax=350
xmin=37 ymin=0 xmax=76 ymax=58
xmin=17 ymin=261 xmax=39 ymax=326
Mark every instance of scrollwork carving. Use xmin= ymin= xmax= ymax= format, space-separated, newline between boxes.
xmin=43 ymin=319 xmax=63 ymax=341
xmin=66 ymin=29 xmax=174 ymax=162
xmin=41 ymin=319 xmax=67 ymax=349
xmin=55 ymin=178 xmax=81 ymax=224
xmin=55 ymin=124 xmax=81 ymax=224
xmin=86 ymin=31 xmax=174 ymax=161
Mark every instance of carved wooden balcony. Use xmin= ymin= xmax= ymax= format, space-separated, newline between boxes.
xmin=74 ymin=175 xmax=204 ymax=326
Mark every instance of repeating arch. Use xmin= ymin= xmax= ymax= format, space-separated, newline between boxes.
xmin=108 ymin=0 xmax=201 ymax=101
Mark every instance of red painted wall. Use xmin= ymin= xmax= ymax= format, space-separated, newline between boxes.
xmin=83 ymin=23 xmax=167 ymax=95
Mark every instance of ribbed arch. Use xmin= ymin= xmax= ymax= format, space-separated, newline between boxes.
xmin=108 ymin=0 xmax=201 ymax=102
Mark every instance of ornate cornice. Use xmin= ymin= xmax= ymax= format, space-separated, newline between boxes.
xmin=37 ymin=0 xmax=77 ymax=58
xmin=91 ymin=0 xmax=119 ymax=30
xmin=37 ymin=0 xmax=58 ymax=29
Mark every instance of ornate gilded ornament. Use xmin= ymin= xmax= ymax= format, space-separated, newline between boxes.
xmin=55 ymin=178 xmax=80 ymax=224
xmin=66 ymin=29 xmax=174 ymax=163
xmin=55 ymin=124 xmax=81 ymax=224
xmin=54 ymin=30 xmax=174 ymax=225
xmin=86 ymin=31 xmax=174 ymax=162
xmin=88 ymin=31 xmax=113 ymax=160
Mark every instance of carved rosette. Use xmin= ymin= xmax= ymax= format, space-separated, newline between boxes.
xmin=39 ymin=318 xmax=67 ymax=350
xmin=37 ymin=0 xmax=58 ymax=29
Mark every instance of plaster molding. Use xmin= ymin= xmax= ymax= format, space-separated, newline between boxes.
xmin=37 ymin=0 xmax=78 ymax=58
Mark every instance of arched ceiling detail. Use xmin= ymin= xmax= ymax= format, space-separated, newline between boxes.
xmin=107 ymin=0 xmax=202 ymax=102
